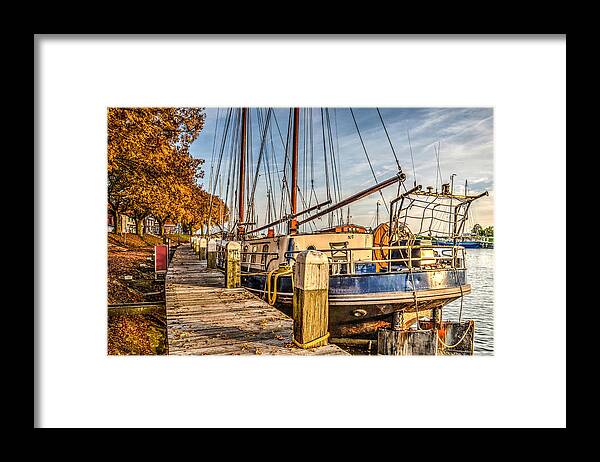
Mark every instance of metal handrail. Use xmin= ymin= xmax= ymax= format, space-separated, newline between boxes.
xmin=283 ymin=244 xmax=466 ymax=272
xmin=240 ymin=251 xmax=280 ymax=273
xmin=215 ymin=243 xmax=467 ymax=274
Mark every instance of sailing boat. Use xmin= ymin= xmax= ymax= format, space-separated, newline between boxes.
xmin=209 ymin=108 xmax=488 ymax=338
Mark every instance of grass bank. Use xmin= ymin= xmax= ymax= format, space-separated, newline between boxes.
xmin=107 ymin=232 xmax=171 ymax=355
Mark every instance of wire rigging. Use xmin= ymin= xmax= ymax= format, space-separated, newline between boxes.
xmin=349 ymin=108 xmax=390 ymax=214
xmin=207 ymin=107 xmax=220 ymax=198
xmin=376 ymin=107 xmax=408 ymax=194
xmin=248 ymin=108 xmax=273 ymax=224
xmin=407 ymin=129 xmax=417 ymax=188
xmin=325 ymin=108 xmax=344 ymax=225
xmin=433 ymin=141 xmax=443 ymax=194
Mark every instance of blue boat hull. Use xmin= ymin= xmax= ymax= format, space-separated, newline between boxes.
xmin=241 ymin=269 xmax=470 ymax=337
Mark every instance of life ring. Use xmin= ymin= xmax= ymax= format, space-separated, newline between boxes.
xmin=372 ymin=223 xmax=391 ymax=272
xmin=372 ymin=222 xmax=414 ymax=271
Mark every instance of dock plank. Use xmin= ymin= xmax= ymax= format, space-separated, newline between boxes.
xmin=166 ymin=245 xmax=349 ymax=356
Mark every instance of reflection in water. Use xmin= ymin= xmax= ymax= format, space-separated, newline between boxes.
xmin=443 ymin=248 xmax=494 ymax=355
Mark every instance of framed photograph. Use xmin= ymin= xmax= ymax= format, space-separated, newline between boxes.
xmin=35 ymin=35 xmax=566 ymax=428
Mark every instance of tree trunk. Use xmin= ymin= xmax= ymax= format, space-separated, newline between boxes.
xmin=109 ymin=209 xmax=118 ymax=234
xmin=115 ymin=211 xmax=123 ymax=235
xmin=135 ymin=218 xmax=144 ymax=237
xmin=159 ymin=221 xmax=165 ymax=236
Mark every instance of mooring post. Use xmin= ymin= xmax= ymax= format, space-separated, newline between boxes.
xmin=225 ymin=241 xmax=241 ymax=289
xmin=199 ymin=237 xmax=207 ymax=261
xmin=207 ymin=239 xmax=217 ymax=269
xmin=432 ymin=308 xmax=442 ymax=330
xmin=216 ymin=242 xmax=223 ymax=268
xmin=377 ymin=327 xmax=438 ymax=355
xmin=194 ymin=237 xmax=200 ymax=255
xmin=377 ymin=309 xmax=438 ymax=355
xmin=292 ymin=250 xmax=330 ymax=349
xmin=391 ymin=311 xmax=403 ymax=330
xmin=438 ymin=320 xmax=475 ymax=355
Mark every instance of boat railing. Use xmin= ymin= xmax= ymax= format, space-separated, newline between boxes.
xmin=240 ymin=251 xmax=280 ymax=274
xmin=218 ymin=243 xmax=466 ymax=275
xmin=284 ymin=244 xmax=466 ymax=274
xmin=214 ymin=244 xmax=281 ymax=274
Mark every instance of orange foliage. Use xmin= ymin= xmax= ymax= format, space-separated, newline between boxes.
xmin=107 ymin=108 xmax=227 ymax=234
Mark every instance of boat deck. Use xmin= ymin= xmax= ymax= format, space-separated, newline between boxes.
xmin=165 ymin=245 xmax=349 ymax=355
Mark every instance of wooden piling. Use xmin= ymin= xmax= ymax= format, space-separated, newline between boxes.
xmin=377 ymin=328 xmax=438 ymax=355
xmin=438 ymin=320 xmax=475 ymax=355
xmin=391 ymin=311 xmax=403 ymax=330
xmin=199 ymin=238 xmax=207 ymax=260
xmin=225 ymin=241 xmax=241 ymax=289
xmin=432 ymin=308 xmax=442 ymax=329
xmin=292 ymin=250 xmax=330 ymax=349
xmin=207 ymin=239 xmax=217 ymax=269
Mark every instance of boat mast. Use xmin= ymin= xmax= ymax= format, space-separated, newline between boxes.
xmin=237 ymin=108 xmax=248 ymax=238
xmin=289 ymin=107 xmax=300 ymax=234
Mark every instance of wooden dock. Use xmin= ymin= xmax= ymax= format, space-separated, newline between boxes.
xmin=165 ymin=245 xmax=349 ymax=355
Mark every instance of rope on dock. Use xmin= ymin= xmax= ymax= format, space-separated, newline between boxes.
xmin=293 ymin=332 xmax=330 ymax=349
xmin=264 ymin=265 xmax=293 ymax=305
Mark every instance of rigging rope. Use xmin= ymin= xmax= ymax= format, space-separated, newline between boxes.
xmin=309 ymin=108 xmax=320 ymax=216
xmin=278 ymin=109 xmax=293 ymax=223
xmin=247 ymin=109 xmax=253 ymax=223
xmin=248 ymin=108 xmax=273 ymax=222
xmin=225 ymin=109 xmax=241 ymax=235
xmin=325 ymin=109 xmax=344 ymax=225
xmin=268 ymin=115 xmax=283 ymax=233
xmin=376 ymin=108 xmax=401 ymax=172
xmin=319 ymin=108 xmax=332 ymax=203
xmin=319 ymin=109 xmax=335 ymax=228
xmin=207 ymin=107 xmax=220 ymax=202
xmin=207 ymin=108 xmax=233 ymax=231
xmin=302 ymin=108 xmax=308 ymax=229
xmin=349 ymin=108 xmax=390 ymax=214
xmin=434 ymin=141 xmax=443 ymax=193
xmin=407 ymin=129 xmax=417 ymax=188
xmin=376 ymin=108 xmax=407 ymax=195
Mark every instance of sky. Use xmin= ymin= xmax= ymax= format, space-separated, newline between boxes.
xmin=190 ymin=107 xmax=493 ymax=234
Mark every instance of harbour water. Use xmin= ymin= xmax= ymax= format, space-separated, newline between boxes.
xmin=443 ymin=248 xmax=495 ymax=355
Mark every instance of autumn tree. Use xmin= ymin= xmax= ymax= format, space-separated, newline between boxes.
xmin=180 ymin=184 xmax=230 ymax=237
xmin=107 ymin=108 xmax=214 ymax=236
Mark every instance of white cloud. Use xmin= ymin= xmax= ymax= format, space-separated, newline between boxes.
xmin=194 ymin=107 xmax=494 ymax=231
